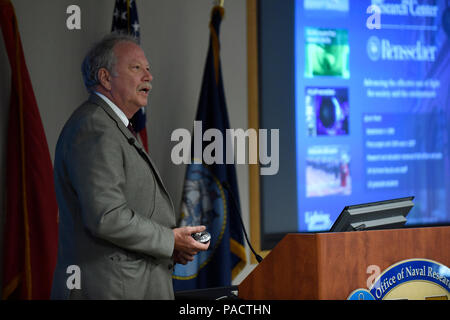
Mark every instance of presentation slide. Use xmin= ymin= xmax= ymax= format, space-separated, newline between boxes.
xmin=294 ymin=0 xmax=450 ymax=232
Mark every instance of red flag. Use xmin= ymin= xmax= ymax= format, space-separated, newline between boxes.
xmin=0 ymin=0 xmax=58 ymax=299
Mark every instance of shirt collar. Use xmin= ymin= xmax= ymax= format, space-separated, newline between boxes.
xmin=94 ymin=91 xmax=129 ymax=127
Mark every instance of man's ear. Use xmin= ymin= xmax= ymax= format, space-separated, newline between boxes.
xmin=97 ymin=68 xmax=112 ymax=91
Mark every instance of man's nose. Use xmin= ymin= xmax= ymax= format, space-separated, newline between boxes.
xmin=143 ymin=68 xmax=153 ymax=82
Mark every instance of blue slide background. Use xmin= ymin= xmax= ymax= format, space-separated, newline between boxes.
xmin=295 ymin=0 xmax=450 ymax=232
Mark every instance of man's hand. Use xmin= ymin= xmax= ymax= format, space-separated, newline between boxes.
xmin=173 ymin=249 xmax=195 ymax=265
xmin=172 ymin=225 xmax=210 ymax=265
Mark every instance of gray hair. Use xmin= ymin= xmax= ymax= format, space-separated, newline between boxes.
xmin=81 ymin=32 xmax=139 ymax=93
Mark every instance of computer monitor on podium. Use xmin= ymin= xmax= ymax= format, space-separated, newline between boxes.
xmin=330 ymin=196 xmax=414 ymax=232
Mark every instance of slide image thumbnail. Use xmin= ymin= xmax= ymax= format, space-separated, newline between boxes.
xmin=305 ymin=27 xmax=349 ymax=78
xmin=306 ymin=87 xmax=349 ymax=136
xmin=306 ymin=145 xmax=351 ymax=197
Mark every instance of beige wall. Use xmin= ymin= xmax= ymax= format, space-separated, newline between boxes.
xmin=0 ymin=0 xmax=254 ymax=290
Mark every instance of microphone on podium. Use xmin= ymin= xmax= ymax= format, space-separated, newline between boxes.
xmin=221 ymin=181 xmax=263 ymax=263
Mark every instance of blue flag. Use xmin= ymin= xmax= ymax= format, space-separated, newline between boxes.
xmin=111 ymin=0 xmax=149 ymax=151
xmin=172 ymin=6 xmax=247 ymax=290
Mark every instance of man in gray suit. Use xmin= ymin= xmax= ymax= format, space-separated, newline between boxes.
xmin=51 ymin=33 xmax=209 ymax=299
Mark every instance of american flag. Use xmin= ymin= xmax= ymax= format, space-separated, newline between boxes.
xmin=111 ymin=0 xmax=149 ymax=152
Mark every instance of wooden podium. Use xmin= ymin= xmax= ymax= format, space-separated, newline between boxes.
xmin=238 ymin=226 xmax=450 ymax=299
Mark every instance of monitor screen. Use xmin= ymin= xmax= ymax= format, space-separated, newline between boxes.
xmin=329 ymin=196 xmax=414 ymax=232
xmin=258 ymin=0 xmax=450 ymax=250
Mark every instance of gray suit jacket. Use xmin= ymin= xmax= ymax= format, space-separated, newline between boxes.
xmin=51 ymin=94 xmax=176 ymax=299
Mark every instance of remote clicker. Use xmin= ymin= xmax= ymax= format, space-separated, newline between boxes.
xmin=192 ymin=231 xmax=211 ymax=244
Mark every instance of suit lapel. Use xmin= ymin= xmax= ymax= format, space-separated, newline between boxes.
xmin=88 ymin=94 xmax=173 ymax=206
